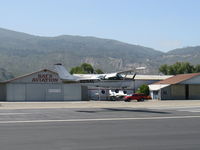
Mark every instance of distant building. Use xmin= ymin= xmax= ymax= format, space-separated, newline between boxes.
xmin=87 ymin=75 xmax=171 ymax=100
xmin=149 ymin=73 xmax=200 ymax=100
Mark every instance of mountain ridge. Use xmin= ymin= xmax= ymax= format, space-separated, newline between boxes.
xmin=0 ymin=27 xmax=199 ymax=80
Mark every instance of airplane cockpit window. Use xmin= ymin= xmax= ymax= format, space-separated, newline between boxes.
xmin=117 ymin=74 xmax=123 ymax=80
xmin=107 ymin=74 xmax=123 ymax=80
xmin=99 ymin=75 xmax=106 ymax=80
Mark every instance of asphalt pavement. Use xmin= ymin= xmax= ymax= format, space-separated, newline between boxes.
xmin=0 ymin=105 xmax=200 ymax=150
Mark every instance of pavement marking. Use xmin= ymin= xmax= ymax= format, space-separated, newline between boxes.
xmin=153 ymin=106 xmax=200 ymax=112
xmin=177 ymin=109 xmax=200 ymax=112
xmin=152 ymin=106 xmax=200 ymax=110
xmin=0 ymin=115 xmax=200 ymax=124
xmin=0 ymin=113 xmax=30 ymax=115
xmin=153 ymin=106 xmax=200 ymax=113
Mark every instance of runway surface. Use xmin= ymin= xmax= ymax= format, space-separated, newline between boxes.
xmin=0 ymin=106 xmax=200 ymax=150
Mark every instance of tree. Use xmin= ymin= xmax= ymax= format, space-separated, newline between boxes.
xmin=168 ymin=65 xmax=176 ymax=75
xmin=194 ymin=64 xmax=200 ymax=73
xmin=159 ymin=64 xmax=169 ymax=75
xmin=159 ymin=62 xmax=197 ymax=75
xmin=95 ymin=69 xmax=104 ymax=74
xmin=136 ymin=84 xmax=150 ymax=96
xmin=81 ymin=63 xmax=94 ymax=74
xmin=173 ymin=62 xmax=183 ymax=74
xmin=70 ymin=63 xmax=104 ymax=74
xmin=70 ymin=66 xmax=85 ymax=74
xmin=182 ymin=62 xmax=194 ymax=73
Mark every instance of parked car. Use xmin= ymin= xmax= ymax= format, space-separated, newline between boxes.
xmin=124 ymin=93 xmax=151 ymax=102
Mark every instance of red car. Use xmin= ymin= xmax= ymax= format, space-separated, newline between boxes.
xmin=124 ymin=93 xmax=151 ymax=102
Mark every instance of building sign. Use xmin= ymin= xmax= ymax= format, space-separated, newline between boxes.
xmin=48 ymin=89 xmax=61 ymax=93
xmin=32 ymin=73 xmax=59 ymax=83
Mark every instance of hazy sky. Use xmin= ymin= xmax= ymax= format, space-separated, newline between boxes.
xmin=0 ymin=0 xmax=200 ymax=51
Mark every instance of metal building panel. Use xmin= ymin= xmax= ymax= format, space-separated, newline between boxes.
xmin=171 ymin=85 xmax=185 ymax=99
xmin=45 ymin=84 xmax=64 ymax=101
xmin=63 ymin=84 xmax=81 ymax=101
xmin=26 ymin=84 xmax=45 ymax=101
xmin=0 ymin=84 xmax=6 ymax=101
xmin=160 ymin=86 xmax=172 ymax=100
xmin=189 ymin=85 xmax=200 ymax=99
xmin=81 ymin=86 xmax=89 ymax=101
xmin=7 ymin=84 xmax=26 ymax=101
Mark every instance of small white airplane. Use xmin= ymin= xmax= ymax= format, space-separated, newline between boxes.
xmin=54 ymin=64 xmax=146 ymax=100
xmin=54 ymin=63 xmax=136 ymax=84
xmin=109 ymin=89 xmax=128 ymax=100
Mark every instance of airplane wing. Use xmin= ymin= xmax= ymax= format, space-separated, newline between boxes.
xmin=102 ymin=70 xmax=135 ymax=80
xmin=116 ymin=69 xmax=135 ymax=74
xmin=116 ymin=67 xmax=146 ymax=74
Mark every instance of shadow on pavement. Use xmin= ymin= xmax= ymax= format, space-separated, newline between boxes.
xmin=76 ymin=108 xmax=171 ymax=114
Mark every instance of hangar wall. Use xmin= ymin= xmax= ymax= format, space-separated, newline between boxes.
xmin=189 ymin=85 xmax=200 ymax=99
xmin=7 ymin=84 xmax=26 ymax=101
xmin=160 ymin=85 xmax=186 ymax=100
xmin=0 ymin=84 xmax=6 ymax=101
xmin=6 ymin=83 xmax=84 ymax=102
xmin=160 ymin=86 xmax=171 ymax=100
xmin=3 ymin=70 xmax=84 ymax=101
xmin=158 ymin=84 xmax=200 ymax=100
xmin=63 ymin=84 xmax=82 ymax=101
xmin=171 ymin=85 xmax=186 ymax=100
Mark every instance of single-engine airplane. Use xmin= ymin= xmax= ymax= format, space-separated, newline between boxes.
xmin=54 ymin=63 xmax=137 ymax=88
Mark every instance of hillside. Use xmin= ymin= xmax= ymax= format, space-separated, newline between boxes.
xmin=0 ymin=28 xmax=163 ymax=79
xmin=156 ymin=46 xmax=200 ymax=65
xmin=1 ymin=28 xmax=200 ymax=80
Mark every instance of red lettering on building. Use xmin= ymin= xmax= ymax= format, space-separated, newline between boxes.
xmin=32 ymin=73 xmax=59 ymax=83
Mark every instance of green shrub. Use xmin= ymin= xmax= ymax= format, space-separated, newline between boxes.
xmin=136 ymin=84 xmax=150 ymax=95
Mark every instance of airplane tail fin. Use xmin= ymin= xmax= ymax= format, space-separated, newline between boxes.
xmin=54 ymin=64 xmax=78 ymax=81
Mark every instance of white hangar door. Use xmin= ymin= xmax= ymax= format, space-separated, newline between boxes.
xmin=26 ymin=84 xmax=63 ymax=101
xmin=45 ymin=84 xmax=63 ymax=101
xmin=26 ymin=84 xmax=45 ymax=101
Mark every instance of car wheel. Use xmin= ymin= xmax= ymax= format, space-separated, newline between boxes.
xmin=137 ymin=99 xmax=144 ymax=102
xmin=127 ymin=98 xmax=131 ymax=102
xmin=124 ymin=98 xmax=131 ymax=102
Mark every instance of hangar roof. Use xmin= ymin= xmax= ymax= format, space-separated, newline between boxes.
xmin=153 ymin=73 xmax=200 ymax=85
xmin=149 ymin=84 xmax=170 ymax=91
